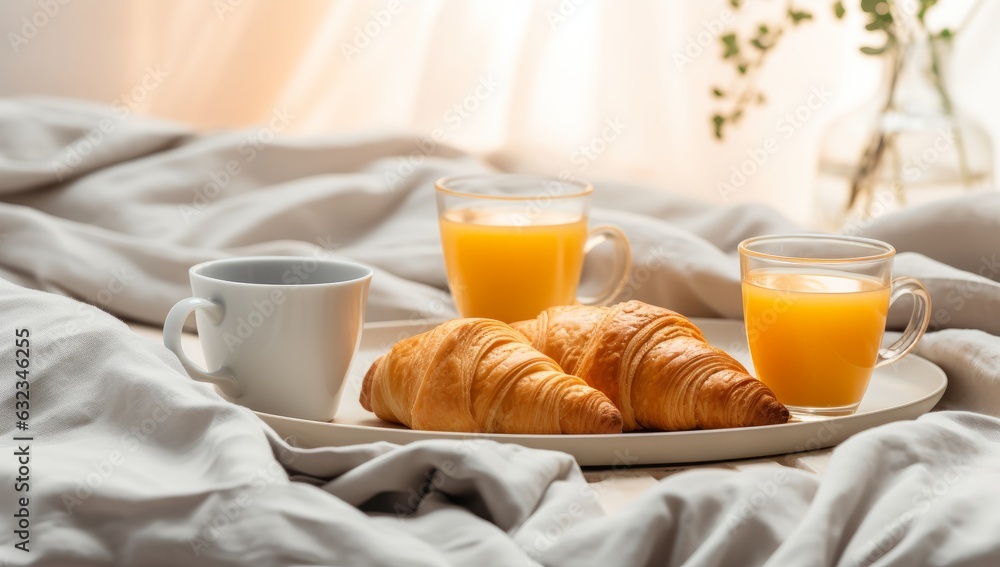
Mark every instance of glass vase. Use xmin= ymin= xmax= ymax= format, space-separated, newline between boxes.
xmin=815 ymin=30 xmax=993 ymax=232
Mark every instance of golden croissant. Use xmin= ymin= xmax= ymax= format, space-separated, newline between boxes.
xmin=511 ymin=301 xmax=789 ymax=431
xmin=360 ymin=318 xmax=623 ymax=434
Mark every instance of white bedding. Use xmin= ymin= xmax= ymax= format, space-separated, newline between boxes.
xmin=1 ymin=97 xmax=999 ymax=566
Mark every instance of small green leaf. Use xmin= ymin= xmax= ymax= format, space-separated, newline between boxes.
xmin=712 ymin=115 xmax=726 ymax=139
xmin=860 ymin=35 xmax=895 ymax=56
xmin=758 ymin=24 xmax=769 ymax=35
xmin=721 ymin=33 xmax=739 ymax=58
xmin=737 ymin=63 xmax=748 ymax=74
xmin=712 ymin=88 xmax=725 ymax=97
xmin=938 ymin=28 xmax=953 ymax=40
xmin=729 ymin=0 xmax=742 ymax=7
xmin=787 ymin=9 xmax=813 ymax=24
xmin=834 ymin=1 xmax=845 ymax=19
xmin=860 ymin=0 xmax=879 ymax=13
xmin=751 ymin=38 xmax=767 ymax=51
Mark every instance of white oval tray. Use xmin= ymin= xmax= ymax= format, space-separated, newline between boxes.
xmin=255 ymin=319 xmax=947 ymax=467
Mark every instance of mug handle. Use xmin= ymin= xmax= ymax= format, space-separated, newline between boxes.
xmin=875 ymin=276 xmax=932 ymax=368
xmin=163 ymin=297 xmax=243 ymax=398
xmin=577 ymin=225 xmax=632 ymax=307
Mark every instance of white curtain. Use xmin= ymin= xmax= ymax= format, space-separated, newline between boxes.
xmin=1 ymin=0 xmax=996 ymax=222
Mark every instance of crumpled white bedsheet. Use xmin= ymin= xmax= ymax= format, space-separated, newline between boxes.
xmin=1 ymin=97 xmax=999 ymax=566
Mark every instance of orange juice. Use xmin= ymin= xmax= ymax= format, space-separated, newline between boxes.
xmin=439 ymin=208 xmax=588 ymax=323
xmin=742 ymin=269 xmax=890 ymax=409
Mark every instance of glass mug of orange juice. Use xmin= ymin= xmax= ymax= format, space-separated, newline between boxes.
xmin=435 ymin=174 xmax=631 ymax=323
xmin=739 ymin=234 xmax=931 ymax=419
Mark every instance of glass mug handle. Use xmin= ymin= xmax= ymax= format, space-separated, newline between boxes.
xmin=576 ymin=225 xmax=632 ymax=307
xmin=875 ymin=276 xmax=932 ymax=368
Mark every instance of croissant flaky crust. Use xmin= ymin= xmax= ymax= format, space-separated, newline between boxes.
xmin=361 ymin=318 xmax=623 ymax=434
xmin=511 ymin=301 xmax=790 ymax=431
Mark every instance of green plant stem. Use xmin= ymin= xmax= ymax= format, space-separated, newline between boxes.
xmin=889 ymin=139 xmax=906 ymax=207
xmin=957 ymin=0 xmax=986 ymax=34
xmin=714 ymin=0 xmax=800 ymax=138
xmin=724 ymin=47 xmax=772 ymax=121
xmin=847 ymin=45 xmax=901 ymax=209
xmin=927 ymin=33 xmax=972 ymax=186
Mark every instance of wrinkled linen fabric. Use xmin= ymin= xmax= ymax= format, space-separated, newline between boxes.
xmin=1 ymin=97 xmax=999 ymax=566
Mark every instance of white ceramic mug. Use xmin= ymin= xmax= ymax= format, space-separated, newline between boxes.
xmin=163 ymin=256 xmax=372 ymax=421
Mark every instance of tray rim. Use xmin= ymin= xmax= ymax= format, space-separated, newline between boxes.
xmin=255 ymin=317 xmax=948 ymax=465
